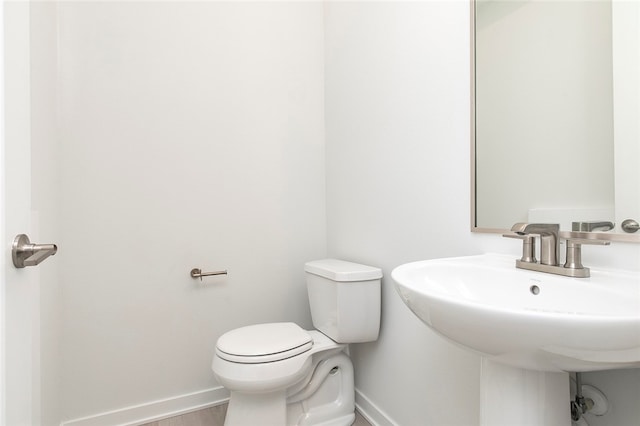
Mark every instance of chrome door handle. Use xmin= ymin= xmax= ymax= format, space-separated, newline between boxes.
xmin=12 ymin=234 xmax=58 ymax=268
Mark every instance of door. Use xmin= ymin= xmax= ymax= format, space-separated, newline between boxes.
xmin=2 ymin=2 xmax=42 ymax=424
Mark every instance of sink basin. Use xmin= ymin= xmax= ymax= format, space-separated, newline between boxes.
xmin=392 ymin=253 xmax=640 ymax=372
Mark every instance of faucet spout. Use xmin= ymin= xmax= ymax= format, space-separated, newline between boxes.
xmin=510 ymin=223 xmax=560 ymax=266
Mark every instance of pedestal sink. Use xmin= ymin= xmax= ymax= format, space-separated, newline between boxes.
xmin=392 ymin=254 xmax=640 ymax=426
xmin=392 ymin=253 xmax=640 ymax=372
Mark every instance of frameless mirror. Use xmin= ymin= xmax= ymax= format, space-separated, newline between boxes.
xmin=471 ymin=0 xmax=639 ymax=242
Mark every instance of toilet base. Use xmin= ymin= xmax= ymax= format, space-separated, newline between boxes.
xmin=223 ymin=352 xmax=355 ymax=426
xmin=226 ymin=390 xmax=287 ymax=426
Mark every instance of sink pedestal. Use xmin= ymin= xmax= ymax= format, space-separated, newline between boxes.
xmin=480 ymin=359 xmax=570 ymax=426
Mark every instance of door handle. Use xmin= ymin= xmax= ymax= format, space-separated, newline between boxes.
xmin=12 ymin=234 xmax=58 ymax=268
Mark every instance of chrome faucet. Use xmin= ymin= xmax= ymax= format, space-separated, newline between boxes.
xmin=510 ymin=223 xmax=559 ymax=266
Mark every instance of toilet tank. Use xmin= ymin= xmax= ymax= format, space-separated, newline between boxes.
xmin=305 ymin=259 xmax=382 ymax=343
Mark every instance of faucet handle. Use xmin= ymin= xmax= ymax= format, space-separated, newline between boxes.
xmin=503 ymin=233 xmax=537 ymax=263
xmin=571 ymin=221 xmax=615 ymax=232
xmin=562 ymin=235 xmax=610 ymax=272
xmin=559 ymin=230 xmax=612 ymax=245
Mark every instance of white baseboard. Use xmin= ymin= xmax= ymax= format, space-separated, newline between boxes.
xmin=355 ymin=388 xmax=396 ymax=426
xmin=60 ymin=386 xmax=391 ymax=426
xmin=60 ymin=387 xmax=230 ymax=426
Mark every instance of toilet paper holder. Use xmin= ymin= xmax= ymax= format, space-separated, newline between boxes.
xmin=190 ymin=268 xmax=227 ymax=281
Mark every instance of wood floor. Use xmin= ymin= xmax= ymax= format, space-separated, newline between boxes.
xmin=141 ymin=404 xmax=372 ymax=426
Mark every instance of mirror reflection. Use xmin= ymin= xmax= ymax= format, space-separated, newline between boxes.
xmin=472 ymin=0 xmax=639 ymax=240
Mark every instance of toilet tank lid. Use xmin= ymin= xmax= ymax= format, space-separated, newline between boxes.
xmin=305 ymin=259 xmax=382 ymax=282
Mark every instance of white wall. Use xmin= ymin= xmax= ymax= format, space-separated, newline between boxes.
xmin=324 ymin=2 xmax=482 ymax=425
xmin=52 ymin=2 xmax=325 ymax=422
xmin=580 ymin=368 xmax=640 ymax=426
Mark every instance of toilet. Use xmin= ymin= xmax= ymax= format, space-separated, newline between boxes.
xmin=212 ymin=259 xmax=382 ymax=426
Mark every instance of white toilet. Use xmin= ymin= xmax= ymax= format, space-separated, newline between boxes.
xmin=212 ymin=259 xmax=382 ymax=426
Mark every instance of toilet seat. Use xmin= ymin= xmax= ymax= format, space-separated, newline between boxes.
xmin=216 ymin=322 xmax=313 ymax=364
xmin=212 ymin=329 xmax=344 ymax=394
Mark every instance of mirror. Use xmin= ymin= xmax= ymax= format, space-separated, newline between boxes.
xmin=471 ymin=0 xmax=640 ymax=242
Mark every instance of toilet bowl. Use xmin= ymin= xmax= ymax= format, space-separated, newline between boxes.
xmin=212 ymin=259 xmax=382 ymax=426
